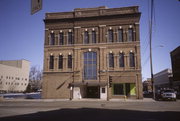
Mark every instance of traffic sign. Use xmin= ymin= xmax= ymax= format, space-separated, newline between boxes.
xmin=31 ymin=0 xmax=42 ymax=15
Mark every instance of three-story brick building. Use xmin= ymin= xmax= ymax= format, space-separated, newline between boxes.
xmin=42 ymin=6 xmax=143 ymax=100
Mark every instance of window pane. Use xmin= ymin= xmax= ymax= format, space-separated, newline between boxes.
xmin=130 ymin=83 xmax=136 ymax=95
xmin=129 ymin=53 xmax=135 ymax=67
xmin=59 ymin=33 xmax=64 ymax=45
xmin=49 ymin=55 xmax=54 ymax=69
xmin=68 ymin=55 xmax=72 ymax=68
xmin=68 ymin=32 xmax=73 ymax=44
xmin=109 ymin=53 xmax=114 ymax=68
xmin=58 ymin=55 xmax=63 ymax=69
xmin=84 ymin=52 xmax=97 ymax=80
xmin=102 ymin=88 xmax=105 ymax=93
xmin=128 ymin=28 xmax=133 ymax=42
xmin=50 ymin=33 xmax=55 ymax=45
xmin=108 ymin=30 xmax=113 ymax=42
xmin=118 ymin=29 xmax=123 ymax=42
xmin=119 ymin=53 xmax=124 ymax=67
xmin=92 ymin=31 xmax=96 ymax=43
xmin=113 ymin=84 xmax=124 ymax=95
xmin=84 ymin=31 xmax=89 ymax=44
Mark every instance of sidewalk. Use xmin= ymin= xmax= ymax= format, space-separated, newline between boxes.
xmin=0 ymin=97 xmax=155 ymax=102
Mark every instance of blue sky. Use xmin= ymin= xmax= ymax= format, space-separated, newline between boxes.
xmin=0 ymin=0 xmax=180 ymax=80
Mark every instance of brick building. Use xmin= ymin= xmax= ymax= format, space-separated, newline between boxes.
xmin=42 ymin=6 xmax=143 ymax=100
xmin=171 ymin=46 xmax=180 ymax=97
xmin=143 ymin=78 xmax=152 ymax=93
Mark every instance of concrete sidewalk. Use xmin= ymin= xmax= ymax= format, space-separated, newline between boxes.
xmin=0 ymin=98 xmax=156 ymax=102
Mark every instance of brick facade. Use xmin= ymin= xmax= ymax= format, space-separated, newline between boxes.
xmin=42 ymin=6 xmax=143 ymax=99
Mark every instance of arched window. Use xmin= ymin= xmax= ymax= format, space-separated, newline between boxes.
xmin=129 ymin=52 xmax=135 ymax=67
xmin=109 ymin=53 xmax=114 ymax=68
xmin=59 ymin=32 xmax=64 ymax=45
xmin=92 ymin=31 xmax=96 ymax=43
xmin=84 ymin=31 xmax=89 ymax=44
xmin=58 ymin=55 xmax=63 ymax=69
xmin=128 ymin=28 xmax=134 ymax=42
xmin=119 ymin=53 xmax=125 ymax=67
xmin=118 ymin=29 xmax=123 ymax=42
xmin=108 ymin=29 xmax=114 ymax=42
xmin=68 ymin=32 xmax=73 ymax=44
xmin=84 ymin=52 xmax=97 ymax=80
xmin=50 ymin=33 xmax=55 ymax=45
xmin=68 ymin=55 xmax=72 ymax=68
xmin=49 ymin=55 xmax=54 ymax=69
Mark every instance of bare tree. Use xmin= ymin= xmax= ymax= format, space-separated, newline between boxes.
xmin=29 ymin=66 xmax=42 ymax=92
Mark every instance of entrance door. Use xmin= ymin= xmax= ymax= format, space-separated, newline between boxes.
xmin=87 ymin=86 xmax=100 ymax=98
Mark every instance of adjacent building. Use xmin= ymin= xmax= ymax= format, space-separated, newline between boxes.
xmin=154 ymin=69 xmax=173 ymax=91
xmin=0 ymin=60 xmax=30 ymax=93
xmin=171 ymin=46 xmax=180 ymax=96
xmin=42 ymin=6 xmax=143 ymax=100
xmin=143 ymin=78 xmax=152 ymax=93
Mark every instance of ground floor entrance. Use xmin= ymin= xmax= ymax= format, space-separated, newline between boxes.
xmin=72 ymin=83 xmax=107 ymax=100
xmin=87 ymin=86 xmax=100 ymax=98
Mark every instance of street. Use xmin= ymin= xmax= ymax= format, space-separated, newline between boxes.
xmin=0 ymin=98 xmax=180 ymax=121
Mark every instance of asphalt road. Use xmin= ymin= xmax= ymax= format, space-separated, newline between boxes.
xmin=0 ymin=98 xmax=180 ymax=121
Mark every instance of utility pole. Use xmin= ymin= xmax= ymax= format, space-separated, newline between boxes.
xmin=149 ymin=0 xmax=155 ymax=99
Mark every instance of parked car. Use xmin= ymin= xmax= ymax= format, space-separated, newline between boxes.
xmin=161 ymin=89 xmax=176 ymax=101
xmin=155 ymin=89 xmax=176 ymax=101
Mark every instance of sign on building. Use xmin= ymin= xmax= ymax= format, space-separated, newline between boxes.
xmin=31 ymin=0 xmax=42 ymax=15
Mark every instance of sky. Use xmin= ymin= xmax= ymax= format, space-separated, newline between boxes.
xmin=0 ymin=0 xmax=180 ymax=80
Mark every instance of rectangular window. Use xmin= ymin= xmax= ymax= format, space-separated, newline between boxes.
xmin=108 ymin=30 xmax=113 ymax=42
xmin=84 ymin=52 xmax=97 ymax=80
xmin=49 ymin=55 xmax=54 ymax=69
xmin=58 ymin=55 xmax=63 ymax=69
xmin=128 ymin=28 xmax=133 ymax=42
xmin=119 ymin=53 xmax=125 ymax=67
xmin=118 ymin=29 xmax=123 ymax=42
xmin=59 ymin=33 xmax=64 ymax=45
xmin=113 ymin=84 xmax=124 ymax=95
xmin=50 ymin=33 xmax=55 ymax=45
xmin=92 ymin=31 xmax=96 ymax=43
xmin=68 ymin=32 xmax=73 ymax=44
xmin=130 ymin=83 xmax=136 ymax=95
xmin=109 ymin=53 xmax=114 ymax=68
xmin=129 ymin=53 xmax=135 ymax=67
xmin=102 ymin=87 xmax=105 ymax=93
xmin=68 ymin=55 xmax=72 ymax=68
xmin=84 ymin=31 xmax=89 ymax=44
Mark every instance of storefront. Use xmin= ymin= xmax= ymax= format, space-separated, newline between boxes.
xmin=111 ymin=83 xmax=136 ymax=98
xmin=70 ymin=82 xmax=107 ymax=100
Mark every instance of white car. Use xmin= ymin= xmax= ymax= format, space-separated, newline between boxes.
xmin=161 ymin=89 xmax=176 ymax=101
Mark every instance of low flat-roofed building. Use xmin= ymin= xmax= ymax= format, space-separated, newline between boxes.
xmin=154 ymin=69 xmax=173 ymax=91
xmin=0 ymin=60 xmax=30 ymax=93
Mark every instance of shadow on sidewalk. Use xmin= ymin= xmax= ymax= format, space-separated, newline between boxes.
xmin=0 ymin=108 xmax=180 ymax=121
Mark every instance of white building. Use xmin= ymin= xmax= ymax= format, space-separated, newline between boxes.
xmin=154 ymin=69 xmax=173 ymax=90
xmin=0 ymin=60 xmax=30 ymax=93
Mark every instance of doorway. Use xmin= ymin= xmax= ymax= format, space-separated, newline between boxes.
xmin=87 ymin=86 xmax=100 ymax=98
